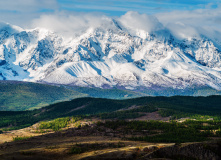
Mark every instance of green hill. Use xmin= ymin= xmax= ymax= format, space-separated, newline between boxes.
xmin=64 ymin=86 xmax=147 ymax=99
xmin=1 ymin=95 xmax=221 ymax=130
xmin=0 ymin=81 xmax=87 ymax=111
xmin=0 ymin=81 xmax=148 ymax=111
xmin=1 ymin=80 xmax=221 ymax=112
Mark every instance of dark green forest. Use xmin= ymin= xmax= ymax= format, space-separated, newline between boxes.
xmin=1 ymin=96 xmax=221 ymax=131
xmin=97 ymin=120 xmax=219 ymax=143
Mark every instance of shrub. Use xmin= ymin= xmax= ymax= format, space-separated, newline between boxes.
xmin=69 ymin=147 xmax=85 ymax=154
xmin=39 ymin=117 xmax=70 ymax=131
xmin=13 ymin=136 xmax=31 ymax=141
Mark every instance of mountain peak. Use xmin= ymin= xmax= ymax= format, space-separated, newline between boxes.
xmin=0 ymin=22 xmax=23 ymax=33
xmin=0 ymin=22 xmax=221 ymax=91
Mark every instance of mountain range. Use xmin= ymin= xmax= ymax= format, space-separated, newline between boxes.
xmin=0 ymin=19 xmax=221 ymax=93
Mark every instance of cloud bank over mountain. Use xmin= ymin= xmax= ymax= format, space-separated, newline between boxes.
xmin=27 ymin=6 xmax=221 ymax=43
xmin=1 ymin=1 xmax=221 ymax=93
xmin=31 ymin=12 xmax=108 ymax=38
xmin=0 ymin=0 xmax=221 ymax=42
xmin=156 ymin=7 xmax=221 ymax=41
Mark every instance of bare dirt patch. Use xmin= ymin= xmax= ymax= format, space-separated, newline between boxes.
xmin=68 ymin=105 xmax=87 ymax=113
xmin=117 ymin=105 xmax=140 ymax=111
xmin=134 ymin=111 xmax=170 ymax=121
xmin=0 ymin=127 xmax=43 ymax=144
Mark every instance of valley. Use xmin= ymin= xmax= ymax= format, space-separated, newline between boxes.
xmin=1 ymin=1 xmax=221 ymax=160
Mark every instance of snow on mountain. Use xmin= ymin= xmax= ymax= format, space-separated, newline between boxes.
xmin=0 ymin=19 xmax=221 ymax=91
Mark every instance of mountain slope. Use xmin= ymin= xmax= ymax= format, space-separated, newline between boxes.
xmin=0 ymin=21 xmax=221 ymax=91
xmin=0 ymin=81 xmax=87 ymax=111
xmin=0 ymin=80 xmax=149 ymax=111
xmin=65 ymin=86 xmax=148 ymax=99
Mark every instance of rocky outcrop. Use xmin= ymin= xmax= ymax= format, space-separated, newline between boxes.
xmin=145 ymin=142 xmax=221 ymax=160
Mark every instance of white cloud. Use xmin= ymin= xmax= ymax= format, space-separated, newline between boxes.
xmin=156 ymin=7 xmax=221 ymax=40
xmin=1 ymin=1 xmax=221 ymax=43
xmin=30 ymin=11 xmax=164 ymax=38
xmin=165 ymin=22 xmax=200 ymax=40
xmin=31 ymin=12 xmax=110 ymax=38
xmin=117 ymin=11 xmax=163 ymax=35
xmin=29 ymin=9 xmax=221 ymax=42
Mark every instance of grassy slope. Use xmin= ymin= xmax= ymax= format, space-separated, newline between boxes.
xmin=65 ymin=86 xmax=147 ymax=99
xmin=0 ymin=81 xmax=87 ymax=111
xmin=0 ymin=81 xmax=148 ymax=111
xmin=59 ymin=86 xmax=221 ymax=97
xmin=136 ymin=86 xmax=221 ymax=96
xmin=1 ymin=80 xmax=221 ymax=112
xmin=67 ymin=85 xmax=221 ymax=98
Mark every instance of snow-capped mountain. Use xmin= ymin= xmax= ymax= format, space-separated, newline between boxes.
xmin=0 ymin=19 xmax=221 ymax=91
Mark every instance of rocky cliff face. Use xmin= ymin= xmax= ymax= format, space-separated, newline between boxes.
xmin=0 ymin=20 xmax=221 ymax=91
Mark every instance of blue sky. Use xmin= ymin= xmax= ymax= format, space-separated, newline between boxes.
xmin=56 ymin=0 xmax=219 ymax=15
xmin=0 ymin=0 xmax=221 ymax=41
xmin=0 ymin=0 xmax=220 ymax=19
xmin=0 ymin=0 xmax=220 ymax=47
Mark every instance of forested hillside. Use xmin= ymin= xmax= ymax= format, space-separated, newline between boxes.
xmin=0 ymin=81 xmax=87 ymax=111
xmin=1 ymin=96 xmax=221 ymax=130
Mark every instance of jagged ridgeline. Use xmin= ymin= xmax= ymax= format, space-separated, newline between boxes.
xmin=0 ymin=22 xmax=221 ymax=92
